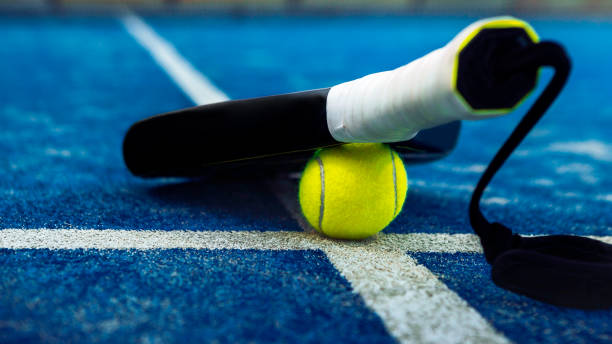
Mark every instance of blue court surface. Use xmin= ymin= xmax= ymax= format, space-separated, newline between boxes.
xmin=1 ymin=13 xmax=612 ymax=343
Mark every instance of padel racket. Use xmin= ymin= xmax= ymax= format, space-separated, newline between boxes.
xmin=124 ymin=16 xmax=538 ymax=177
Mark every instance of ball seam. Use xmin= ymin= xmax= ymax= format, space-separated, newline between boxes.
xmin=391 ymin=148 xmax=398 ymax=216
xmin=316 ymin=156 xmax=325 ymax=231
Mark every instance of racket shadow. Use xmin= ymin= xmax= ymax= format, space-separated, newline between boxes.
xmin=144 ymin=176 xmax=297 ymax=229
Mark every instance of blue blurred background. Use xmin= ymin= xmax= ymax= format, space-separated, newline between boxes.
xmin=3 ymin=0 xmax=612 ymax=16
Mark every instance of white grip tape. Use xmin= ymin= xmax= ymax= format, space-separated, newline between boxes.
xmin=326 ymin=17 xmax=525 ymax=143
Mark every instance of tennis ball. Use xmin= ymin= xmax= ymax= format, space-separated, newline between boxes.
xmin=298 ymin=143 xmax=408 ymax=239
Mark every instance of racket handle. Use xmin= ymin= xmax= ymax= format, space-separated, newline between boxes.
xmin=327 ymin=16 xmax=540 ymax=143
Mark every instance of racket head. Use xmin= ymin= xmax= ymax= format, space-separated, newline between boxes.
xmin=390 ymin=121 xmax=461 ymax=163
xmin=124 ymin=114 xmax=460 ymax=178
xmin=210 ymin=121 xmax=461 ymax=178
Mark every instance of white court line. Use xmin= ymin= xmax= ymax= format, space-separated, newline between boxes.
xmin=0 ymin=228 xmax=482 ymax=252
xmin=121 ymin=13 xmax=229 ymax=105
xmin=324 ymin=246 xmax=510 ymax=344
xmin=4 ymin=228 xmax=609 ymax=251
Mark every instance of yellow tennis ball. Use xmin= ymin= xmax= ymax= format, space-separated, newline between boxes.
xmin=298 ymin=143 xmax=408 ymax=240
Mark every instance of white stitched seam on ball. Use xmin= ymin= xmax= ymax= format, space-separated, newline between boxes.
xmin=391 ymin=148 xmax=398 ymax=216
xmin=317 ymin=156 xmax=325 ymax=231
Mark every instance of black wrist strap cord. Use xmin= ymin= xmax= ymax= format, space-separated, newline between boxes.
xmin=469 ymin=41 xmax=612 ymax=309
